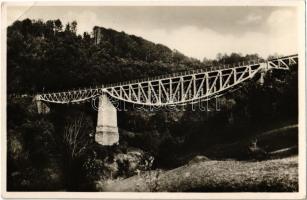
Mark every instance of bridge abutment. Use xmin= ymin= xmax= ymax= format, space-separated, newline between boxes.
xmin=95 ymin=94 xmax=119 ymax=146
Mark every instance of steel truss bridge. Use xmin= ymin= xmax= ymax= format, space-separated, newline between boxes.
xmin=36 ymin=54 xmax=298 ymax=106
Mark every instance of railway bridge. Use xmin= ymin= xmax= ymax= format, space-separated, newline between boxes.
xmin=35 ymin=54 xmax=298 ymax=145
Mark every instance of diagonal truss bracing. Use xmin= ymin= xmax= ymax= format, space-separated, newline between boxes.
xmin=105 ymin=63 xmax=261 ymax=105
xmin=36 ymin=54 xmax=298 ymax=105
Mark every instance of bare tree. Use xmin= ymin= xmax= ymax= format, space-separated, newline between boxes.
xmin=63 ymin=113 xmax=89 ymax=159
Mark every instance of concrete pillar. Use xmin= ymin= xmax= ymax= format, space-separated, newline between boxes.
xmin=95 ymin=94 xmax=119 ymax=146
xmin=35 ymin=96 xmax=50 ymax=114
xmin=258 ymin=72 xmax=265 ymax=85
xmin=36 ymin=100 xmax=43 ymax=114
xmin=258 ymin=63 xmax=268 ymax=85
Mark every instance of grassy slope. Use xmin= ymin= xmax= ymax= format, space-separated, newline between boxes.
xmin=202 ymin=124 xmax=298 ymax=160
xmin=97 ymin=125 xmax=298 ymax=192
xmin=97 ymin=156 xmax=298 ymax=192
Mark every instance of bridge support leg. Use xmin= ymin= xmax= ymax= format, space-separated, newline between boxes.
xmin=95 ymin=94 xmax=119 ymax=146
xmin=258 ymin=72 xmax=265 ymax=85
xmin=36 ymin=99 xmax=50 ymax=114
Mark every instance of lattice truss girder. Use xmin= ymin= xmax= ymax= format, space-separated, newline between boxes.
xmin=38 ymin=88 xmax=104 ymax=103
xmin=36 ymin=54 xmax=298 ymax=105
xmin=105 ymin=64 xmax=262 ymax=105
xmin=267 ymin=55 xmax=298 ymax=70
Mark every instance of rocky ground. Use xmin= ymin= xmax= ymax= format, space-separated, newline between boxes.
xmin=95 ymin=124 xmax=298 ymax=192
xmin=96 ymin=156 xmax=298 ymax=192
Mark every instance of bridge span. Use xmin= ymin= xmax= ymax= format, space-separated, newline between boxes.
xmin=35 ymin=54 xmax=298 ymax=145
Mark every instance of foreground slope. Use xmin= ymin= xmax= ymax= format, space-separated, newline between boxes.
xmin=98 ymin=156 xmax=298 ymax=192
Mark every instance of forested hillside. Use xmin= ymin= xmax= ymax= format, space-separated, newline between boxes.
xmin=7 ymin=19 xmax=203 ymax=94
xmin=7 ymin=19 xmax=298 ymax=191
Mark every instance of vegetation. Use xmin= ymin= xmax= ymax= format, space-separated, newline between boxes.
xmin=7 ymin=19 xmax=202 ymax=94
xmin=7 ymin=19 xmax=298 ymax=191
xmin=98 ymin=156 xmax=298 ymax=192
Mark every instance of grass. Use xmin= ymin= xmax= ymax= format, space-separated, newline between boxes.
xmin=96 ymin=124 xmax=298 ymax=192
xmin=97 ymin=156 xmax=298 ymax=192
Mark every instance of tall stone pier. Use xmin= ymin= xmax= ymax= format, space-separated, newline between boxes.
xmin=258 ymin=63 xmax=268 ymax=85
xmin=95 ymin=94 xmax=119 ymax=146
xmin=35 ymin=95 xmax=50 ymax=114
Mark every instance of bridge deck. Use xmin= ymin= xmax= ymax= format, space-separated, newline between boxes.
xmin=35 ymin=54 xmax=298 ymax=105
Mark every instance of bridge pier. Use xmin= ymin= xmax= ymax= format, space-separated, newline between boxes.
xmin=258 ymin=63 xmax=268 ymax=85
xmin=95 ymin=94 xmax=119 ymax=146
xmin=35 ymin=96 xmax=50 ymax=114
xmin=258 ymin=72 xmax=265 ymax=85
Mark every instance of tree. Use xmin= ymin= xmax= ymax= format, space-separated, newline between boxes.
xmin=202 ymin=57 xmax=212 ymax=66
xmin=71 ymin=21 xmax=77 ymax=34
xmin=54 ymin=19 xmax=63 ymax=32
xmin=45 ymin=20 xmax=55 ymax=37
xmin=62 ymin=112 xmax=94 ymax=190
xmin=65 ymin=23 xmax=71 ymax=32
xmin=63 ymin=113 xmax=89 ymax=159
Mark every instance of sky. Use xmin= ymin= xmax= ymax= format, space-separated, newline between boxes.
xmin=6 ymin=5 xmax=299 ymax=60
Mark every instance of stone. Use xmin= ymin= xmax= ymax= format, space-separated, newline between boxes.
xmin=36 ymin=100 xmax=50 ymax=114
xmin=96 ymin=126 xmax=119 ymax=146
xmin=95 ymin=94 xmax=119 ymax=146
xmin=188 ymin=155 xmax=210 ymax=165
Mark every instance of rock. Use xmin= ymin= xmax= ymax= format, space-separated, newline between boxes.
xmin=101 ymin=158 xmax=118 ymax=179
xmin=188 ymin=155 xmax=210 ymax=165
xmin=103 ymin=148 xmax=153 ymax=179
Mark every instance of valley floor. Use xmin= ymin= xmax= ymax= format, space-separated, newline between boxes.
xmin=97 ymin=156 xmax=298 ymax=192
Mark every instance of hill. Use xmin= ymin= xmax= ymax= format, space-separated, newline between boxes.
xmin=7 ymin=19 xmax=202 ymax=94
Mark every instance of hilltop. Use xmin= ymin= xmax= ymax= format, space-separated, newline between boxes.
xmin=7 ymin=19 xmax=202 ymax=94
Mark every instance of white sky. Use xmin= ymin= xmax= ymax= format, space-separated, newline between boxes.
xmin=6 ymin=6 xmax=299 ymax=60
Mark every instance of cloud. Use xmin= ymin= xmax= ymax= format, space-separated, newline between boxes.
xmin=123 ymin=23 xmax=297 ymax=60
xmin=70 ymin=8 xmax=297 ymax=60
xmin=265 ymin=9 xmax=298 ymax=55
xmin=266 ymin=9 xmax=297 ymax=38
xmin=122 ymin=8 xmax=298 ymax=60
xmin=267 ymin=9 xmax=296 ymax=27
xmin=6 ymin=6 xmax=30 ymax=25
xmin=237 ymin=13 xmax=262 ymax=25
